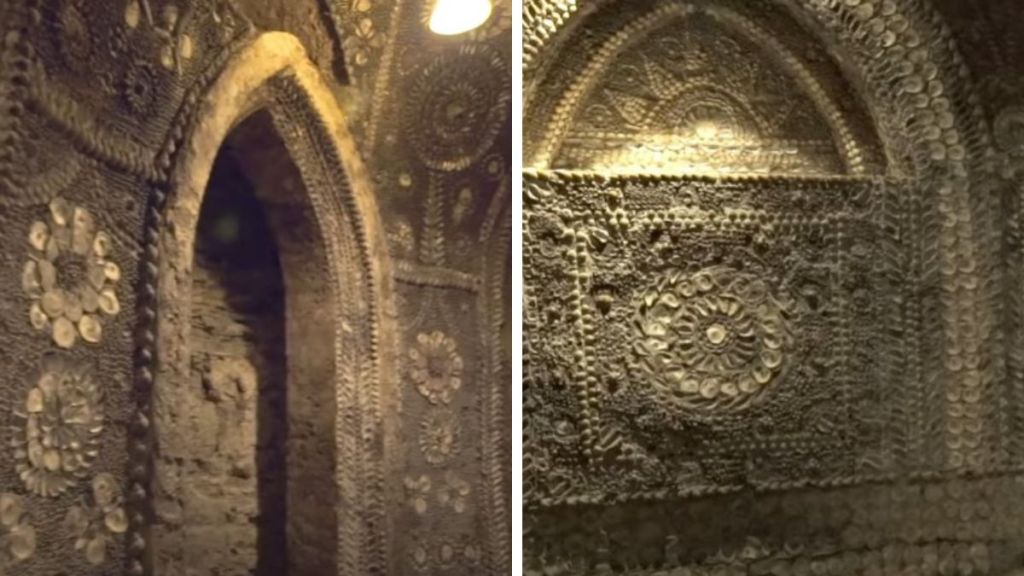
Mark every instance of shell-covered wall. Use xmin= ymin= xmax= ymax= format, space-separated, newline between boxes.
xmin=0 ymin=0 xmax=511 ymax=575
xmin=524 ymin=0 xmax=1024 ymax=574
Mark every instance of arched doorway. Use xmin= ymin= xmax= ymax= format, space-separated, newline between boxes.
xmin=150 ymin=109 xmax=337 ymax=576
xmin=146 ymin=34 xmax=392 ymax=576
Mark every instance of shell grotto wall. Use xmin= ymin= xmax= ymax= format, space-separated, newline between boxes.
xmin=524 ymin=0 xmax=1024 ymax=575
xmin=0 ymin=0 xmax=512 ymax=575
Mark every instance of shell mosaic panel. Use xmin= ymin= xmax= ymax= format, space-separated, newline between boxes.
xmin=524 ymin=172 xmax=914 ymax=506
xmin=523 ymin=0 xmax=1024 ymax=575
xmin=523 ymin=169 xmax=1024 ymax=575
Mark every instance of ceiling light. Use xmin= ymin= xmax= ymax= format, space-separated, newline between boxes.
xmin=429 ymin=0 xmax=492 ymax=35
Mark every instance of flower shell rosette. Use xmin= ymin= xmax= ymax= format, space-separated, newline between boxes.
xmin=419 ymin=409 xmax=460 ymax=465
xmin=65 ymin=473 xmax=128 ymax=565
xmin=437 ymin=471 xmax=471 ymax=514
xmin=0 ymin=493 xmax=36 ymax=570
xmin=12 ymin=358 xmax=104 ymax=497
xmin=409 ymin=331 xmax=464 ymax=405
xmin=22 ymin=197 xmax=121 ymax=349
xmin=634 ymin=266 xmax=794 ymax=411
xmin=404 ymin=475 xmax=432 ymax=515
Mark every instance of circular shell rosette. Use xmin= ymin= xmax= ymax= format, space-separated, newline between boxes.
xmin=11 ymin=358 xmax=105 ymax=497
xmin=409 ymin=331 xmax=464 ymax=405
xmin=22 ymin=197 xmax=121 ymax=349
xmin=633 ymin=266 xmax=794 ymax=411
xmin=64 ymin=472 xmax=128 ymax=565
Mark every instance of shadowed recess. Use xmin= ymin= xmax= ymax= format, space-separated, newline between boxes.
xmin=155 ymin=109 xmax=338 ymax=576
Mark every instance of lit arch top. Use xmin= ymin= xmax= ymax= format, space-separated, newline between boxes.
xmin=528 ymin=2 xmax=884 ymax=175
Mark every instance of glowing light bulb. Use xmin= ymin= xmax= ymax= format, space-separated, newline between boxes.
xmin=429 ymin=0 xmax=492 ymax=35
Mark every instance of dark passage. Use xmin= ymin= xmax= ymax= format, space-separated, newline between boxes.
xmin=193 ymin=144 xmax=289 ymax=576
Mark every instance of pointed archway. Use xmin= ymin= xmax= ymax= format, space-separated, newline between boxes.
xmin=144 ymin=33 xmax=394 ymax=576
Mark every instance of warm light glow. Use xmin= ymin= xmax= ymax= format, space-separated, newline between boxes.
xmin=695 ymin=121 xmax=720 ymax=140
xmin=429 ymin=0 xmax=492 ymax=35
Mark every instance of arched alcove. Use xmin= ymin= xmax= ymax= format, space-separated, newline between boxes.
xmin=534 ymin=3 xmax=884 ymax=175
xmin=523 ymin=1 xmax=1001 ymax=439
xmin=523 ymin=1 xmax=1017 ymax=574
xmin=187 ymin=122 xmax=289 ymax=575
xmin=525 ymin=2 xmax=889 ymax=175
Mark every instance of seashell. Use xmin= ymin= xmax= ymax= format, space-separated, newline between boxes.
xmin=22 ymin=261 xmax=40 ymax=294
xmin=71 ymin=207 xmax=95 ymax=256
xmin=124 ymin=0 xmax=140 ymax=28
xmin=49 ymin=197 xmax=72 ymax=226
xmin=98 ymin=290 xmax=120 ymax=316
xmin=93 ymin=232 xmax=111 ymax=258
xmin=179 ymin=34 xmax=193 ymax=61
xmin=9 ymin=523 xmax=35 ymax=560
xmin=79 ymin=315 xmax=102 ymax=344
xmin=699 ymin=379 xmax=719 ymax=399
xmin=28 ymin=221 xmax=49 ymax=252
xmin=85 ymin=534 xmax=107 ymax=565
xmin=41 ymin=290 xmax=64 ymax=318
xmin=105 ymin=507 xmax=128 ymax=534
